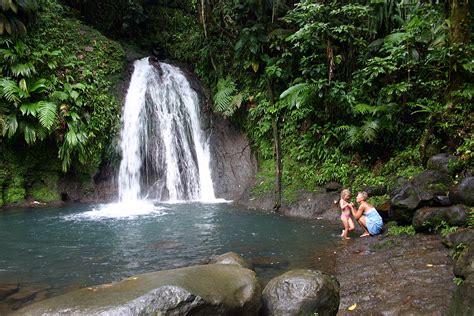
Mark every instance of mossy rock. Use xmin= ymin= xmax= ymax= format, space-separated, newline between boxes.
xmin=27 ymin=174 xmax=61 ymax=202
xmin=13 ymin=264 xmax=261 ymax=315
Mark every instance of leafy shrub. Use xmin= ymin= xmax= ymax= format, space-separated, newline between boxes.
xmin=386 ymin=225 xmax=416 ymax=236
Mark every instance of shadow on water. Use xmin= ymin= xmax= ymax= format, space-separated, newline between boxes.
xmin=0 ymin=202 xmax=340 ymax=313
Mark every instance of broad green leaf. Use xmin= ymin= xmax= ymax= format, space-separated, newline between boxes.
xmin=23 ymin=123 xmax=37 ymax=144
xmin=3 ymin=113 xmax=17 ymax=137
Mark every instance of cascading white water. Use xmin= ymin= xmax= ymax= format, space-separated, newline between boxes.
xmin=118 ymin=57 xmax=216 ymax=202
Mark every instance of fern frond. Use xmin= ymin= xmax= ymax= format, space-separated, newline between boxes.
xmin=0 ymin=78 xmax=26 ymax=103
xmin=213 ymin=77 xmax=236 ymax=114
xmin=361 ymin=119 xmax=379 ymax=143
xmin=37 ymin=101 xmax=57 ymax=130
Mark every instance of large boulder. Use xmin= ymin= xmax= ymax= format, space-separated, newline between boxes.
xmin=209 ymin=116 xmax=257 ymax=201
xmin=362 ymin=185 xmax=387 ymax=197
xmin=390 ymin=170 xmax=452 ymax=223
xmin=411 ymin=170 xmax=452 ymax=202
xmin=280 ymin=191 xmax=340 ymax=221
xmin=209 ymin=252 xmax=251 ymax=270
xmin=449 ymin=177 xmax=474 ymax=206
xmin=390 ymin=183 xmax=421 ymax=223
xmin=453 ymin=241 xmax=474 ymax=279
xmin=449 ymin=274 xmax=474 ymax=316
xmin=262 ymin=269 xmax=340 ymax=316
xmin=13 ymin=264 xmax=261 ymax=315
xmin=427 ymin=153 xmax=458 ymax=175
xmin=412 ymin=205 xmax=469 ymax=232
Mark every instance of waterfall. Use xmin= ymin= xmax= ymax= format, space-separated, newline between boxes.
xmin=118 ymin=57 xmax=216 ymax=202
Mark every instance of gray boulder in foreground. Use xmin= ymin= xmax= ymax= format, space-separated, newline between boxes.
xmin=13 ymin=264 xmax=261 ymax=315
xmin=262 ymin=269 xmax=340 ymax=316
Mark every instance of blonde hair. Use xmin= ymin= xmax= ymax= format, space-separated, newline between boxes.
xmin=358 ymin=191 xmax=368 ymax=200
xmin=340 ymin=189 xmax=351 ymax=199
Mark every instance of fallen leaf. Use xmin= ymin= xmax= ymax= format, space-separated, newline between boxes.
xmin=348 ymin=303 xmax=357 ymax=311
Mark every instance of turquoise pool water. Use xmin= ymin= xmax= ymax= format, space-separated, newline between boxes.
xmin=0 ymin=202 xmax=339 ymax=295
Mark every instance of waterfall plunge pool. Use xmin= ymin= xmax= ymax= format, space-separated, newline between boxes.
xmin=0 ymin=202 xmax=340 ymax=311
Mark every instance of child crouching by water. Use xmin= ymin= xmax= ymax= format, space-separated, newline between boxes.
xmin=338 ymin=189 xmax=355 ymax=239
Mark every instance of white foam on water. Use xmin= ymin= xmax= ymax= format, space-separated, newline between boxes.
xmin=64 ymin=200 xmax=167 ymax=221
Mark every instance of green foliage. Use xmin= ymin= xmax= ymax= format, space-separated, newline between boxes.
xmin=434 ymin=220 xmax=459 ymax=237
xmin=213 ymin=77 xmax=246 ymax=117
xmin=0 ymin=0 xmax=125 ymax=172
xmin=386 ymin=224 xmax=416 ymax=236
xmin=0 ymin=0 xmax=39 ymax=36
xmin=451 ymin=243 xmax=466 ymax=260
xmin=468 ymin=209 xmax=474 ymax=228
xmin=453 ymin=277 xmax=464 ymax=286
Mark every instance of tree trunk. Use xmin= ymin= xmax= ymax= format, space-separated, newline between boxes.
xmin=268 ymin=82 xmax=282 ymax=212
xmin=448 ymin=0 xmax=471 ymax=92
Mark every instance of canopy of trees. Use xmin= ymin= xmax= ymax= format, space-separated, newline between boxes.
xmin=0 ymin=0 xmax=472 ymax=206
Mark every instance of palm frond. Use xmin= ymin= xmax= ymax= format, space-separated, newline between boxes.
xmin=19 ymin=102 xmax=38 ymax=116
xmin=10 ymin=62 xmax=36 ymax=77
xmin=280 ymin=82 xmax=314 ymax=108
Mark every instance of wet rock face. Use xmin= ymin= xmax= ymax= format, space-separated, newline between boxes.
xmin=13 ymin=264 xmax=261 ymax=316
xmin=262 ymin=269 xmax=340 ymax=316
xmin=281 ymin=191 xmax=340 ymax=221
xmin=209 ymin=116 xmax=257 ymax=201
xmin=449 ymin=176 xmax=474 ymax=206
xmin=412 ymin=205 xmax=469 ymax=232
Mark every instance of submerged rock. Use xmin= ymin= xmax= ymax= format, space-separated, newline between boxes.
xmin=262 ymin=269 xmax=340 ymax=316
xmin=13 ymin=264 xmax=261 ymax=315
xmin=0 ymin=284 xmax=19 ymax=300
xmin=209 ymin=252 xmax=251 ymax=270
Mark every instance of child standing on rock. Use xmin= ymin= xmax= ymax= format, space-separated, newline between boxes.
xmin=338 ymin=189 xmax=355 ymax=239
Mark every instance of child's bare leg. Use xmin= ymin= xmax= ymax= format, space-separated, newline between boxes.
xmin=348 ymin=218 xmax=355 ymax=231
xmin=357 ymin=216 xmax=370 ymax=237
xmin=341 ymin=218 xmax=351 ymax=239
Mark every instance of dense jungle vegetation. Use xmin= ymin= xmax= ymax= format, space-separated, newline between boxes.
xmin=0 ymin=0 xmax=472 ymax=207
